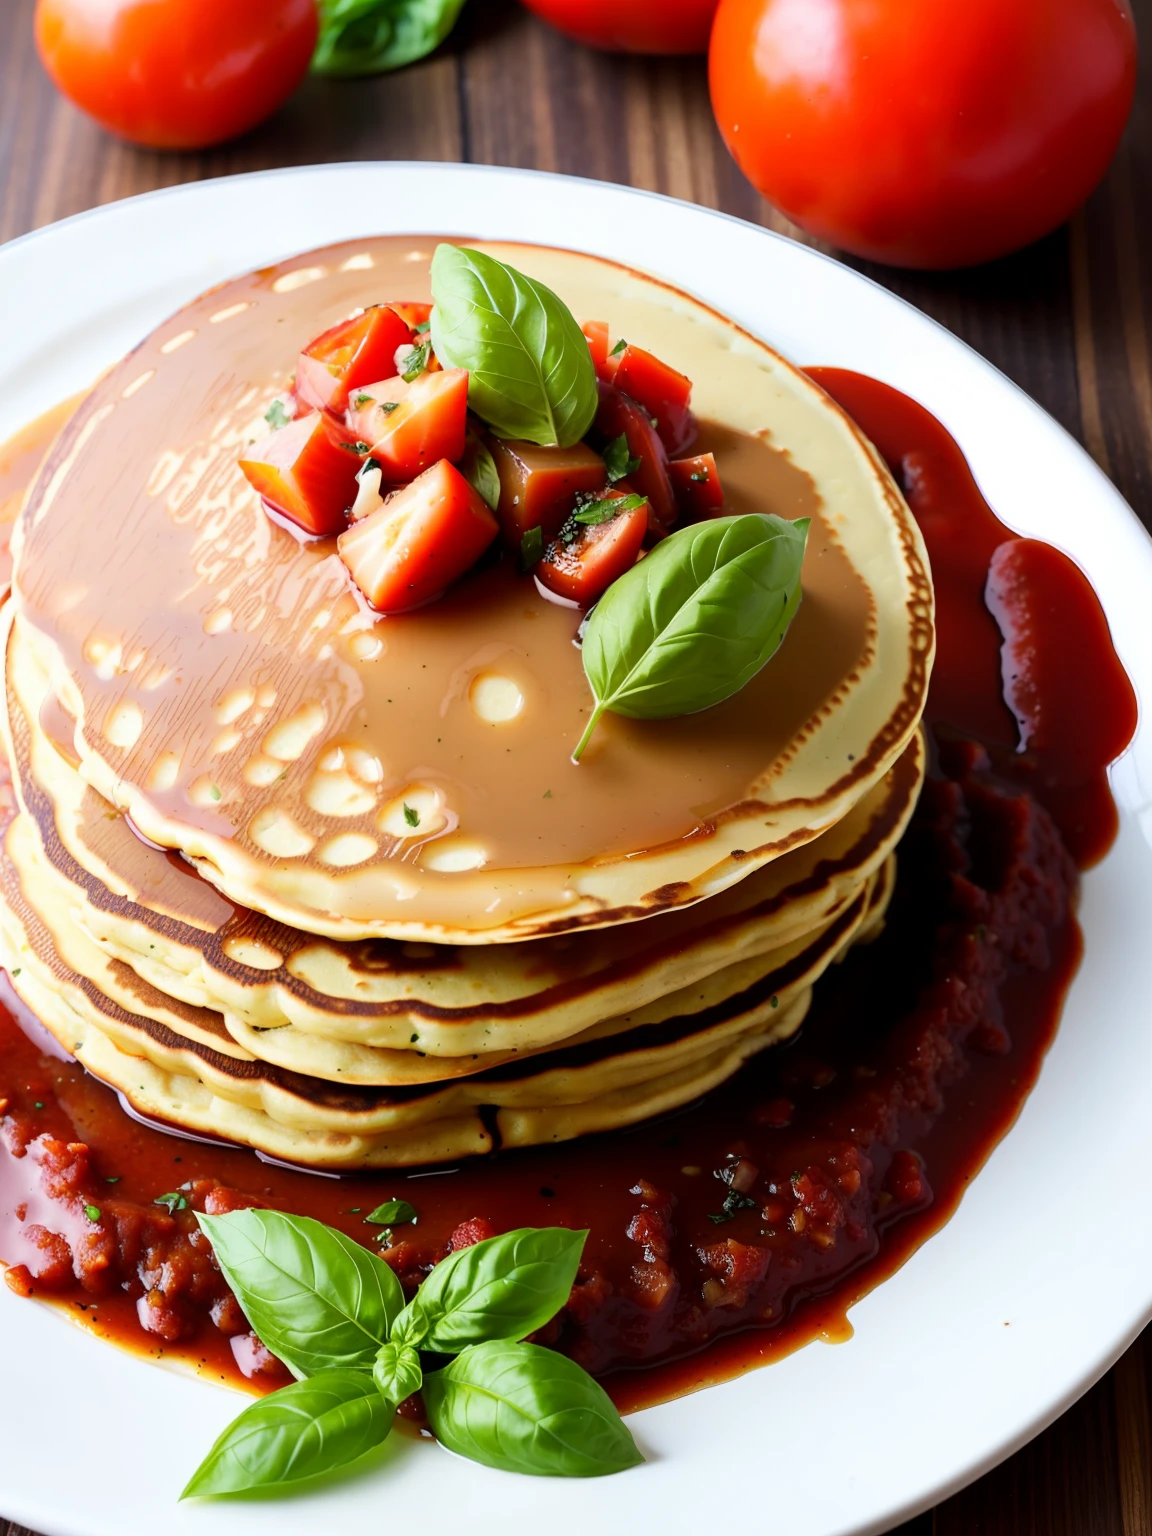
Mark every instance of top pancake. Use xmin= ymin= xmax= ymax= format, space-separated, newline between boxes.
xmin=11 ymin=239 xmax=933 ymax=943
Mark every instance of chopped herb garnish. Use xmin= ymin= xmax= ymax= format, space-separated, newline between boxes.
xmin=85 ymin=1205 xmax=102 ymax=1222
xmin=770 ymin=994 xmax=779 ymax=1008
xmin=649 ymin=416 xmax=659 ymax=430
xmin=349 ymin=1208 xmax=361 ymax=1213
xmin=400 ymin=340 xmax=430 ymax=382
xmin=410 ymin=1033 xmax=419 ymax=1043
xmin=543 ymin=789 xmax=553 ymax=799
xmin=351 ymin=392 xmax=375 ymax=409
xmin=33 ymin=1100 xmax=43 ymax=1109
xmin=264 ymin=399 xmax=291 ymax=430
xmin=402 ymin=803 xmax=420 ymax=828
xmin=343 ymin=439 xmax=373 ymax=454
xmin=105 ymin=1176 xmax=121 ymax=1184
xmin=11 ymin=968 xmax=21 ymax=977
xmin=378 ymin=401 xmax=400 ymax=415
xmin=610 ymin=338 xmax=628 ymax=356
xmin=603 ymin=433 xmax=641 ymax=484
xmin=519 ymin=525 xmax=545 ymax=571
xmin=573 ymin=492 xmax=647 ymax=527
xmin=208 ymin=785 xmax=222 ymax=802
xmin=155 ymin=1191 xmax=189 ymax=1214
xmin=366 ymin=1199 xmax=417 ymax=1227
xmin=706 ymin=1190 xmax=759 ymax=1225
xmin=414 ymin=321 xmax=431 ymax=334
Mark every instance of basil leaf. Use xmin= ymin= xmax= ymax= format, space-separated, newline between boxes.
xmin=264 ymin=399 xmax=291 ymax=430
xmin=573 ymin=513 xmax=810 ymax=761
xmin=366 ymin=1199 xmax=417 ymax=1227
xmin=430 ymin=245 xmax=598 ymax=448
xmin=392 ymin=1226 xmax=586 ymax=1351
xmin=520 ymin=525 xmax=544 ymax=572
xmin=312 ymin=0 xmax=466 ymax=78
xmin=423 ymin=1340 xmax=642 ymax=1478
xmin=573 ymin=492 xmax=646 ymax=527
xmin=181 ymin=1369 xmax=393 ymax=1499
xmin=373 ymin=1341 xmax=423 ymax=1406
xmin=197 ymin=1210 xmax=404 ymax=1380
xmin=400 ymin=338 xmax=430 ymax=382
xmin=460 ymin=435 xmax=501 ymax=511
xmin=602 ymin=433 xmax=640 ymax=484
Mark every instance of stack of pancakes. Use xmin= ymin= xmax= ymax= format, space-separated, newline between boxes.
xmin=0 ymin=240 xmax=932 ymax=1169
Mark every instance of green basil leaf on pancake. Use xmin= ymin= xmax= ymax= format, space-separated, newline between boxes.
xmin=372 ymin=1341 xmax=424 ymax=1407
xmin=574 ymin=513 xmax=810 ymax=760
xmin=423 ymin=1340 xmax=642 ymax=1477
xmin=181 ymin=1369 xmax=393 ymax=1499
xmin=430 ymin=245 xmax=598 ymax=447
xmin=391 ymin=1226 xmax=587 ymax=1351
xmin=197 ymin=1209 xmax=404 ymax=1379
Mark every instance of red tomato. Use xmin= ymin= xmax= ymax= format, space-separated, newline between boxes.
xmin=582 ymin=321 xmax=610 ymax=373
xmin=489 ymin=439 xmax=607 ymax=548
xmin=296 ymin=307 xmax=413 ymax=415
xmin=596 ymin=385 xmax=676 ymax=534
xmin=346 ymin=370 xmax=469 ymax=483
xmin=34 ymin=0 xmax=317 ymax=151
xmin=537 ymin=492 xmax=649 ymax=606
xmin=709 ymin=0 xmax=1137 ymax=269
xmin=238 ymin=413 xmax=360 ymax=538
xmin=519 ymin=0 xmax=720 ymax=53
xmin=337 ymin=460 xmax=498 ymax=613
xmin=669 ymin=453 xmax=724 ymax=519
xmin=389 ymin=303 xmax=433 ymax=329
xmin=612 ymin=345 xmax=696 ymax=456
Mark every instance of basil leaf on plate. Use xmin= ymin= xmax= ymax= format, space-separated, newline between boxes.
xmin=365 ymin=1199 xmax=417 ymax=1227
xmin=391 ymin=1226 xmax=586 ymax=1351
xmin=197 ymin=1209 xmax=404 ymax=1380
xmin=461 ymin=434 xmax=501 ymax=510
xmin=181 ymin=1369 xmax=393 ymax=1499
xmin=430 ymin=245 xmax=598 ymax=448
xmin=573 ymin=513 xmax=810 ymax=761
xmin=602 ymin=433 xmax=640 ymax=484
xmin=373 ymin=1341 xmax=424 ymax=1406
xmin=312 ymin=0 xmax=467 ymax=78
xmin=423 ymin=1340 xmax=642 ymax=1478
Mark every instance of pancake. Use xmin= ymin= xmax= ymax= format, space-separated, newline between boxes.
xmin=0 ymin=794 xmax=890 ymax=1167
xmin=11 ymin=238 xmax=933 ymax=944
xmin=4 ymin=603 xmax=924 ymax=1068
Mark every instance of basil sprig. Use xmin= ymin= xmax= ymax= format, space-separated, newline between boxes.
xmin=183 ymin=1212 xmax=638 ymax=1499
xmin=460 ymin=434 xmax=501 ymax=511
xmin=312 ymin=0 xmax=467 ymax=78
xmin=573 ymin=513 xmax=810 ymax=761
xmin=430 ymin=245 xmax=598 ymax=448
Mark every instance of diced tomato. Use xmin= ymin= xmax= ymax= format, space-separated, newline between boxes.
xmin=583 ymin=320 xmax=610 ymax=373
xmin=239 ymin=412 xmax=362 ymax=537
xmin=345 ymin=369 xmax=468 ymax=484
xmin=595 ymin=383 xmax=676 ymax=535
xmin=612 ymin=344 xmax=696 ymax=455
xmin=669 ymin=453 xmax=725 ymax=520
xmin=295 ymin=305 xmax=412 ymax=415
xmin=536 ymin=488 xmax=648 ymax=606
xmin=389 ymin=301 xmax=432 ymax=329
xmin=489 ymin=438 xmax=607 ymax=548
xmin=337 ymin=459 xmax=498 ymax=613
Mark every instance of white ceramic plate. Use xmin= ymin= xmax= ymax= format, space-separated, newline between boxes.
xmin=0 ymin=165 xmax=1149 ymax=1536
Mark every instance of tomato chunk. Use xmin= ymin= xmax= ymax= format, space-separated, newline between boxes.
xmin=537 ymin=488 xmax=648 ymax=606
xmin=295 ymin=306 xmax=412 ymax=415
xmin=583 ymin=320 xmax=610 ymax=373
xmin=613 ymin=344 xmax=696 ymax=455
xmin=389 ymin=301 xmax=432 ymax=329
xmin=345 ymin=369 xmax=469 ymax=483
xmin=669 ymin=453 xmax=724 ymax=520
xmin=490 ymin=438 xmax=607 ymax=548
xmin=595 ymin=383 xmax=676 ymax=535
xmin=337 ymin=459 xmax=498 ymax=613
xmin=239 ymin=413 xmax=361 ymax=537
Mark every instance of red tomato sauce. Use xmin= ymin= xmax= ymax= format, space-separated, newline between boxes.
xmin=0 ymin=372 xmax=1137 ymax=1410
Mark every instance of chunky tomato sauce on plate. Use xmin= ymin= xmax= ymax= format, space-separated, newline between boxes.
xmin=0 ymin=371 xmax=1136 ymax=1412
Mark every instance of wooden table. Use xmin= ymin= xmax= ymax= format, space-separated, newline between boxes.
xmin=1 ymin=1 xmax=1149 ymax=1531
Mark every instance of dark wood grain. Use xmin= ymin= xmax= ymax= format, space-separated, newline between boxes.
xmin=1 ymin=0 xmax=1150 ymax=1531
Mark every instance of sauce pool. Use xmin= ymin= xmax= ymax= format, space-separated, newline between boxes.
xmin=0 ymin=371 xmax=1137 ymax=1411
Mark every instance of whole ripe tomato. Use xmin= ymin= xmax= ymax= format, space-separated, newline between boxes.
xmin=709 ymin=0 xmax=1137 ymax=269
xmin=35 ymin=0 xmax=318 ymax=150
xmin=519 ymin=0 xmax=720 ymax=54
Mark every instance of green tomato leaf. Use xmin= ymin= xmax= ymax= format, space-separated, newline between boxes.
xmin=392 ymin=1226 xmax=587 ymax=1352
xmin=460 ymin=434 xmax=502 ymax=511
xmin=181 ymin=1369 xmax=393 ymax=1499
xmin=312 ymin=0 xmax=467 ymax=78
xmin=373 ymin=1341 xmax=424 ymax=1406
xmin=573 ymin=513 xmax=810 ymax=761
xmin=423 ymin=1340 xmax=642 ymax=1478
xmin=430 ymin=245 xmax=598 ymax=448
xmin=197 ymin=1210 xmax=404 ymax=1380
